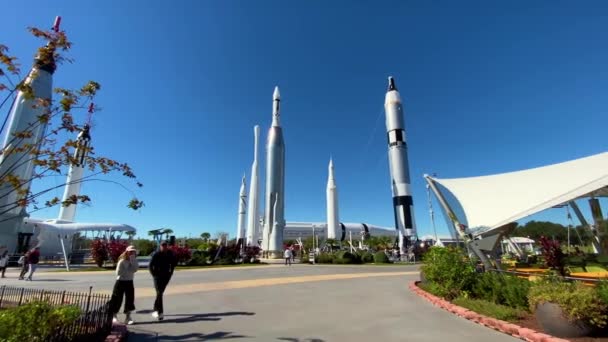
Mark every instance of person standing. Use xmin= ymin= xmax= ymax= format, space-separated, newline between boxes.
xmin=25 ymin=247 xmax=40 ymax=281
xmin=109 ymin=245 xmax=139 ymax=325
xmin=18 ymin=251 xmax=30 ymax=280
xmin=149 ymin=241 xmax=177 ymax=321
xmin=284 ymin=247 xmax=292 ymax=266
xmin=0 ymin=250 xmax=8 ymax=278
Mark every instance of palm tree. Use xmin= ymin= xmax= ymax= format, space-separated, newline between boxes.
xmin=162 ymin=228 xmax=174 ymax=240
xmin=125 ymin=231 xmax=136 ymax=240
xmin=201 ymin=232 xmax=211 ymax=242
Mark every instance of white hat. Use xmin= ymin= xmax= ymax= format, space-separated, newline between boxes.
xmin=126 ymin=245 xmax=137 ymax=252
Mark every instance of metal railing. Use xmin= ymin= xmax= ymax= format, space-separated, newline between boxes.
xmin=0 ymin=285 xmax=113 ymax=342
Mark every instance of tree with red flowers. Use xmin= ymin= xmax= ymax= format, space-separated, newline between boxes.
xmin=107 ymin=240 xmax=129 ymax=263
xmin=538 ymin=235 xmax=566 ymax=276
xmin=169 ymin=245 xmax=192 ymax=265
xmin=90 ymin=238 xmax=108 ymax=267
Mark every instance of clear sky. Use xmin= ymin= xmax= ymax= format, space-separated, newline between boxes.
xmin=1 ymin=1 xmax=607 ymax=239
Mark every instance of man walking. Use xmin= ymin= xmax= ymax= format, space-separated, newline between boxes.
xmin=149 ymin=241 xmax=177 ymax=321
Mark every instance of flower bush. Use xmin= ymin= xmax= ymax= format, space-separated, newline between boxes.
xmin=90 ymin=239 xmax=108 ymax=267
xmin=169 ymin=245 xmax=192 ymax=264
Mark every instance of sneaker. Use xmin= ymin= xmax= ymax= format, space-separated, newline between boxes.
xmin=112 ymin=315 xmax=118 ymax=323
xmin=152 ymin=311 xmax=164 ymax=321
xmin=125 ymin=313 xmax=134 ymax=325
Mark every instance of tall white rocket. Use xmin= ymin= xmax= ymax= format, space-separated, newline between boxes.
xmin=326 ymin=158 xmax=339 ymax=240
xmin=236 ymin=175 xmax=247 ymax=242
xmin=58 ymin=124 xmax=91 ymax=221
xmin=245 ymin=125 xmax=260 ymax=246
xmin=0 ymin=17 xmax=59 ymax=222
xmin=262 ymin=86 xmax=285 ymax=258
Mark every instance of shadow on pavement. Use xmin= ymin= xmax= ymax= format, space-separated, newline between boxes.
xmin=277 ymin=339 xmax=326 ymax=342
xmin=132 ymin=311 xmax=255 ymax=325
xmin=128 ymin=330 xmax=249 ymax=341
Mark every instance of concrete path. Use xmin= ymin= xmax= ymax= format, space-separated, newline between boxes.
xmin=0 ymin=264 xmax=519 ymax=342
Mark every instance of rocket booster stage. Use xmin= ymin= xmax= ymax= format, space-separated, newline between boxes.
xmin=58 ymin=124 xmax=91 ymax=222
xmin=262 ymin=86 xmax=285 ymax=258
xmin=326 ymin=158 xmax=339 ymax=240
xmin=245 ymin=125 xmax=261 ymax=246
xmin=0 ymin=19 xmax=58 ymax=219
xmin=383 ymin=76 xmax=416 ymax=253
xmin=236 ymin=175 xmax=247 ymax=242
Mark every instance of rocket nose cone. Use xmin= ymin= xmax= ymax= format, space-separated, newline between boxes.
xmin=273 ymin=86 xmax=281 ymax=100
xmin=388 ymin=76 xmax=397 ymax=91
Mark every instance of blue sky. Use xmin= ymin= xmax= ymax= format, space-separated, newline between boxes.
xmin=1 ymin=1 xmax=607 ymax=239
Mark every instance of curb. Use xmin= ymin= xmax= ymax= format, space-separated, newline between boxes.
xmin=408 ymin=281 xmax=569 ymax=342
xmin=105 ymin=323 xmax=128 ymax=342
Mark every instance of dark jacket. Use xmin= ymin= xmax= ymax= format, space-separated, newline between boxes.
xmin=29 ymin=250 xmax=40 ymax=264
xmin=149 ymin=250 xmax=177 ymax=278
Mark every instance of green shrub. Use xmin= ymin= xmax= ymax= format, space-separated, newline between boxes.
xmin=333 ymin=251 xmax=360 ymax=264
xmin=188 ymin=250 xmax=211 ymax=266
xmin=358 ymin=251 xmax=374 ymax=263
xmin=453 ymin=297 xmax=525 ymax=322
xmin=598 ymin=255 xmax=608 ymax=266
xmin=595 ymin=280 xmax=608 ymax=307
xmin=373 ymin=251 xmax=390 ymax=264
xmin=0 ymin=301 xmax=81 ymax=342
xmin=472 ymin=272 xmax=530 ymax=310
xmin=528 ymin=278 xmax=608 ymax=328
xmin=419 ymin=281 xmax=449 ymax=298
xmin=317 ymin=253 xmax=334 ymax=264
xmin=420 ymin=246 xmax=476 ymax=300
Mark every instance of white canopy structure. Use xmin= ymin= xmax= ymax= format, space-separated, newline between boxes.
xmin=426 ymin=152 xmax=608 ymax=233
xmin=425 ymin=151 xmax=608 ymax=268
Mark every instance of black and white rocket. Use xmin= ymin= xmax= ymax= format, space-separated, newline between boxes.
xmin=58 ymin=124 xmax=91 ymax=222
xmin=383 ymin=76 xmax=416 ymax=254
xmin=261 ymin=86 xmax=285 ymax=258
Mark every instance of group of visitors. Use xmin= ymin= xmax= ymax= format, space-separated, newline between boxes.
xmin=0 ymin=246 xmax=40 ymax=281
xmin=283 ymin=245 xmax=297 ymax=265
xmin=109 ymin=240 xmax=178 ymax=325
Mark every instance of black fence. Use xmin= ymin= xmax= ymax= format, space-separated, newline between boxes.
xmin=0 ymin=285 xmax=113 ymax=342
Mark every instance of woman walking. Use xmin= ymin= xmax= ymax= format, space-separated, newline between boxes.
xmin=0 ymin=250 xmax=9 ymax=278
xmin=109 ymin=245 xmax=139 ymax=324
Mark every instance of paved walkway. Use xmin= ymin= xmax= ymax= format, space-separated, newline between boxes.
xmin=0 ymin=264 xmax=519 ymax=341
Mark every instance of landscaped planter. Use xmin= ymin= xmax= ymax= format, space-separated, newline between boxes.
xmin=534 ymin=302 xmax=593 ymax=338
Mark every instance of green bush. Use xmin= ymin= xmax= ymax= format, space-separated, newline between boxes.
xmin=472 ymin=272 xmax=530 ymax=310
xmin=187 ymin=250 xmax=211 ymax=266
xmin=333 ymin=251 xmax=361 ymax=264
xmin=453 ymin=297 xmax=525 ymax=322
xmin=597 ymin=280 xmax=608 ymax=305
xmin=373 ymin=251 xmax=390 ymax=264
xmin=317 ymin=253 xmax=334 ymax=264
xmin=0 ymin=301 xmax=81 ymax=342
xmin=358 ymin=251 xmax=374 ymax=263
xmin=420 ymin=246 xmax=476 ymax=300
xmin=419 ymin=281 xmax=449 ymax=298
xmin=528 ymin=278 xmax=608 ymax=328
